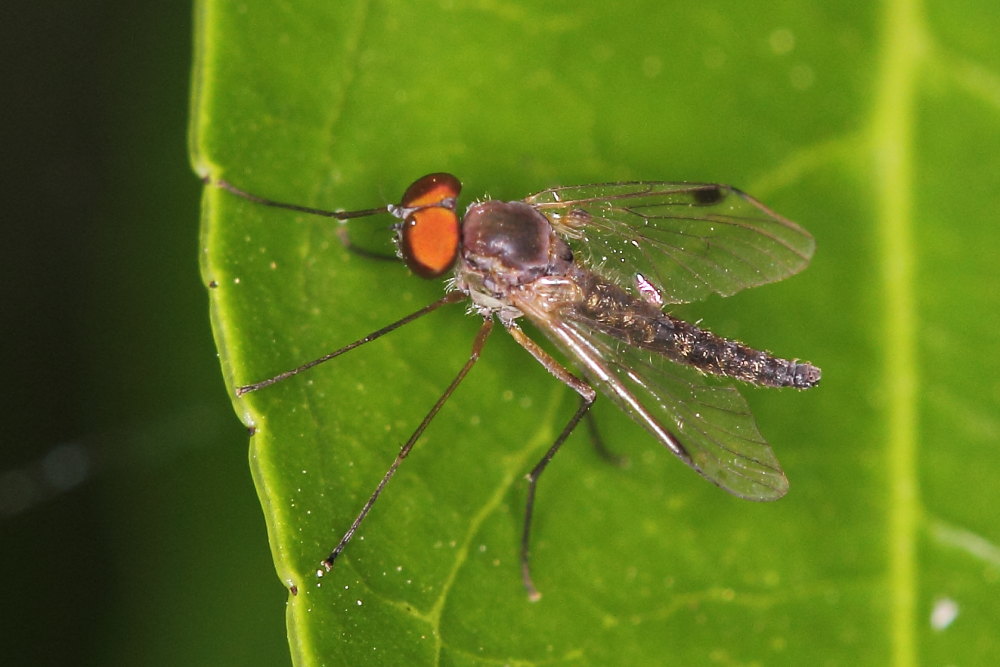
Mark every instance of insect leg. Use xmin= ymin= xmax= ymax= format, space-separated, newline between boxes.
xmin=210 ymin=175 xmax=402 ymax=261
xmin=319 ymin=317 xmax=495 ymax=575
xmin=506 ymin=324 xmax=597 ymax=601
xmin=209 ymin=176 xmax=388 ymax=220
xmin=237 ymin=291 xmax=465 ymax=395
xmin=585 ymin=410 xmax=627 ymax=468
xmin=336 ymin=225 xmax=400 ymax=263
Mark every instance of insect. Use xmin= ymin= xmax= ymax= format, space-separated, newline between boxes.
xmin=214 ymin=172 xmax=821 ymax=600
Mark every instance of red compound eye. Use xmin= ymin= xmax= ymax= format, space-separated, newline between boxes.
xmin=399 ymin=173 xmax=462 ymax=278
xmin=399 ymin=172 xmax=461 ymax=208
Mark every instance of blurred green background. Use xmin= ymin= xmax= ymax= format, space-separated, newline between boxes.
xmin=5 ymin=0 xmax=1000 ymax=665
xmin=1 ymin=2 xmax=287 ymax=665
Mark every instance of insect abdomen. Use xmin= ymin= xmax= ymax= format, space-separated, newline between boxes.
xmin=652 ymin=316 xmax=820 ymax=388
xmin=571 ymin=270 xmax=820 ymax=389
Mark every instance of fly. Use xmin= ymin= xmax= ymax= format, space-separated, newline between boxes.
xmin=212 ymin=172 xmax=821 ymax=600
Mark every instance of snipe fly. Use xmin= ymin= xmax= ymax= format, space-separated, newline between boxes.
xmin=213 ymin=172 xmax=821 ymax=599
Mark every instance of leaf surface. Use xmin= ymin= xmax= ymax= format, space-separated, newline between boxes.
xmin=192 ymin=1 xmax=1000 ymax=663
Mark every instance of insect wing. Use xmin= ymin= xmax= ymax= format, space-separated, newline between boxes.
xmin=525 ymin=182 xmax=814 ymax=304
xmin=525 ymin=304 xmax=789 ymax=500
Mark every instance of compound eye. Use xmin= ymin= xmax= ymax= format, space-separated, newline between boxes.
xmin=401 ymin=206 xmax=460 ymax=278
xmin=396 ymin=173 xmax=462 ymax=278
xmin=400 ymin=173 xmax=462 ymax=208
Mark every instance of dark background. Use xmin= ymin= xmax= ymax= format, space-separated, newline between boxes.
xmin=1 ymin=3 xmax=287 ymax=664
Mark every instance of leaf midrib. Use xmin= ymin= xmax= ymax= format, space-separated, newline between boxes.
xmin=872 ymin=0 xmax=926 ymax=665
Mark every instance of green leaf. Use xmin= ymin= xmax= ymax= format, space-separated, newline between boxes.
xmin=192 ymin=0 xmax=1000 ymax=663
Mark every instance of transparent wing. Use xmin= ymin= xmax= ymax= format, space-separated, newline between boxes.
xmin=525 ymin=181 xmax=814 ymax=304
xmin=522 ymin=303 xmax=789 ymax=500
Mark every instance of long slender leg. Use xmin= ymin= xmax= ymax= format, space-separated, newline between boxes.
xmin=212 ymin=175 xmax=403 ymax=262
xmin=210 ymin=176 xmax=388 ymax=220
xmin=237 ymin=291 xmax=465 ymax=395
xmin=319 ymin=317 xmax=495 ymax=574
xmin=585 ymin=411 xmax=627 ymax=467
xmin=506 ymin=324 xmax=596 ymax=601
xmin=336 ymin=225 xmax=400 ymax=263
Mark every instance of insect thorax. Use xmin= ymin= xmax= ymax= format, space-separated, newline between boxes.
xmin=457 ymin=199 xmax=576 ymax=323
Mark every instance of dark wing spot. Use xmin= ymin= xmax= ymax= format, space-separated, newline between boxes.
xmin=692 ymin=185 xmax=725 ymax=205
